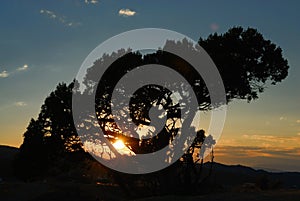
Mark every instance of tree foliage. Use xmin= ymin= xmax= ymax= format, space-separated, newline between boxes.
xmin=78 ymin=27 xmax=288 ymax=159
xmin=199 ymin=27 xmax=288 ymax=101
xmin=15 ymin=83 xmax=85 ymax=179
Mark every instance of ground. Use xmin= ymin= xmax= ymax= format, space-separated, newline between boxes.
xmin=134 ymin=190 xmax=300 ymax=201
xmin=1 ymin=181 xmax=300 ymax=201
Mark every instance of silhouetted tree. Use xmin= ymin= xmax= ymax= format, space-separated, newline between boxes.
xmin=80 ymin=27 xmax=288 ymax=158
xmin=15 ymin=27 xmax=289 ymax=194
xmin=15 ymin=82 xmax=86 ymax=179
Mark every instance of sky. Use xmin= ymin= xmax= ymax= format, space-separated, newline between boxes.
xmin=0 ymin=0 xmax=300 ymax=172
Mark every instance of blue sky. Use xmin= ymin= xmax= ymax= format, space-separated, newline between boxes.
xmin=0 ymin=0 xmax=300 ymax=171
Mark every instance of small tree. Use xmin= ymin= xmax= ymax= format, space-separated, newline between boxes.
xmin=15 ymin=82 xmax=85 ymax=179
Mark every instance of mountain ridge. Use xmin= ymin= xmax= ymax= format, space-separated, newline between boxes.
xmin=0 ymin=145 xmax=299 ymax=189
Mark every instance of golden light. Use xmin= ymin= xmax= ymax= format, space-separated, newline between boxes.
xmin=113 ymin=140 xmax=126 ymax=150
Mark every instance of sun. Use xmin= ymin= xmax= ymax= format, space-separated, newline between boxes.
xmin=113 ymin=140 xmax=126 ymax=150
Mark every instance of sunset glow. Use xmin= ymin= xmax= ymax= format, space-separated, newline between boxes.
xmin=0 ymin=1 xmax=299 ymax=172
xmin=113 ymin=140 xmax=126 ymax=150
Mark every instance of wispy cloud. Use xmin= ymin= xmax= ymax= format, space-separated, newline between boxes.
xmin=17 ymin=64 xmax=28 ymax=71
xmin=210 ymin=23 xmax=219 ymax=31
xmin=279 ymin=116 xmax=287 ymax=121
xmin=242 ymin=134 xmax=300 ymax=146
xmin=0 ymin=70 xmax=9 ymax=78
xmin=214 ymin=145 xmax=300 ymax=172
xmin=85 ymin=0 xmax=98 ymax=4
xmin=119 ymin=8 xmax=136 ymax=17
xmin=40 ymin=9 xmax=81 ymax=27
xmin=0 ymin=64 xmax=29 ymax=78
xmin=14 ymin=101 xmax=27 ymax=107
xmin=242 ymin=134 xmax=279 ymax=142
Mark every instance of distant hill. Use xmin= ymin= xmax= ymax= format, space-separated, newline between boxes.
xmin=0 ymin=144 xmax=299 ymax=190
xmin=0 ymin=145 xmax=19 ymax=179
xmin=203 ymin=162 xmax=300 ymax=189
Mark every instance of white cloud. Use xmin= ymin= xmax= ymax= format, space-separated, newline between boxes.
xmin=0 ymin=70 xmax=9 ymax=78
xmin=40 ymin=9 xmax=81 ymax=27
xmin=279 ymin=116 xmax=287 ymax=121
xmin=14 ymin=101 xmax=27 ymax=107
xmin=0 ymin=64 xmax=29 ymax=78
xmin=119 ymin=9 xmax=136 ymax=17
xmin=17 ymin=64 xmax=28 ymax=71
xmin=85 ymin=0 xmax=98 ymax=4
xmin=40 ymin=9 xmax=56 ymax=18
xmin=210 ymin=23 xmax=219 ymax=31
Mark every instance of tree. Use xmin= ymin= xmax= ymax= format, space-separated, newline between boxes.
xmin=15 ymin=27 xmax=288 ymax=192
xmin=15 ymin=82 xmax=85 ymax=179
xmin=78 ymin=27 xmax=288 ymax=177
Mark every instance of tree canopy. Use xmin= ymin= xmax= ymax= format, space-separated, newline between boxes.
xmin=199 ymin=27 xmax=288 ymax=101
xmin=77 ymin=27 xmax=288 ymax=157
